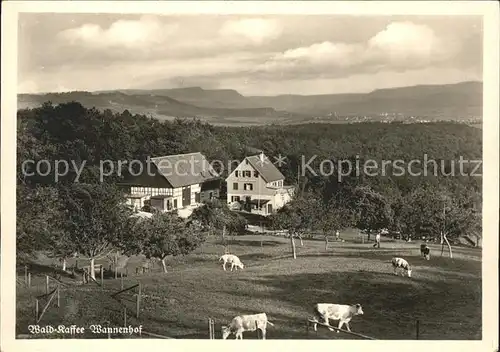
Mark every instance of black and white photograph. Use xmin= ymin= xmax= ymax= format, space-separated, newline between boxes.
xmin=1 ymin=1 xmax=498 ymax=350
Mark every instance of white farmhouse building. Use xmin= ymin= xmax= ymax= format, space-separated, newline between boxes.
xmin=121 ymin=152 xmax=220 ymax=218
xmin=225 ymin=153 xmax=295 ymax=216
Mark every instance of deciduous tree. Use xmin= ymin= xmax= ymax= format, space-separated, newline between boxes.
xmin=16 ymin=184 xmax=62 ymax=258
xmin=58 ymin=183 xmax=133 ymax=279
xmin=138 ymin=213 xmax=205 ymax=273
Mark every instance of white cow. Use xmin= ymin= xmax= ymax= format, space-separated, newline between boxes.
xmin=392 ymin=257 xmax=412 ymax=277
xmin=312 ymin=303 xmax=364 ymax=332
xmin=219 ymin=254 xmax=244 ymax=271
xmin=221 ymin=313 xmax=274 ymax=340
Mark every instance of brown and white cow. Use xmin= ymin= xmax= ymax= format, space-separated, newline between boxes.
xmin=221 ymin=313 xmax=274 ymax=340
xmin=312 ymin=303 xmax=364 ymax=332
xmin=420 ymin=244 xmax=431 ymax=260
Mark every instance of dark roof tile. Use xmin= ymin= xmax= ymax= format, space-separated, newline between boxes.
xmin=246 ymin=154 xmax=285 ymax=183
xmin=150 ymin=152 xmax=219 ymax=188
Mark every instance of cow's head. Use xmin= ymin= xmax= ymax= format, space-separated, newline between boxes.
xmin=238 ymin=262 xmax=245 ymax=269
xmin=354 ymin=304 xmax=364 ymax=315
xmin=407 ymin=269 xmax=412 ymax=278
xmin=221 ymin=325 xmax=231 ymax=339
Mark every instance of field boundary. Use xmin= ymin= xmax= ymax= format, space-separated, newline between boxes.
xmin=140 ymin=331 xmax=175 ymax=339
xmin=109 ymin=282 xmax=176 ymax=339
xmin=306 ymin=319 xmax=376 ymax=340
xmin=35 ymin=286 xmax=61 ymax=324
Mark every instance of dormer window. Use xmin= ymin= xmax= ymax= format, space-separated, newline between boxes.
xmin=254 ymin=171 xmax=259 ymax=178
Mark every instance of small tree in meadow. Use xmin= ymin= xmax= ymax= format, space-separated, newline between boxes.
xmin=351 ymin=186 xmax=392 ymax=241
xmin=269 ymin=194 xmax=318 ymax=258
xmin=190 ymin=199 xmax=246 ymax=247
xmin=139 ymin=212 xmax=206 ymax=273
xmin=58 ymin=183 xmax=133 ymax=279
xmin=318 ymin=200 xmax=354 ymax=250
xmin=395 ymin=184 xmax=481 ymax=258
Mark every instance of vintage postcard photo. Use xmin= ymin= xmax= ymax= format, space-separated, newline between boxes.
xmin=1 ymin=1 xmax=499 ymax=351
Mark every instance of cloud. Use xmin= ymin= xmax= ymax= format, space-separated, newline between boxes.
xmin=57 ymin=15 xmax=179 ymax=49
xmin=19 ymin=15 xmax=481 ymax=95
xmin=53 ymin=16 xmax=283 ymax=65
xmin=219 ymin=18 xmax=283 ymax=45
xmin=18 ymin=80 xmax=39 ymax=94
xmin=272 ymin=41 xmax=365 ymax=68
xmin=19 ymin=52 xmax=264 ymax=93
xmin=255 ymin=21 xmax=463 ymax=80
xmin=366 ymin=21 xmax=458 ymax=66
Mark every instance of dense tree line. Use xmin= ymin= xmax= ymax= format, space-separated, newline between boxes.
xmin=17 ymin=101 xmax=482 ymax=264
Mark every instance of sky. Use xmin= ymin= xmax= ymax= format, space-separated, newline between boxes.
xmin=18 ymin=14 xmax=483 ymax=96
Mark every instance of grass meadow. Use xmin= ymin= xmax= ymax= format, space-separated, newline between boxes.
xmin=16 ymin=230 xmax=481 ymax=340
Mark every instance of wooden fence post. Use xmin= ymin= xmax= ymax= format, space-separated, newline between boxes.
xmin=208 ymin=318 xmax=215 ymax=339
xmin=101 ymin=267 xmax=104 ymax=288
xmin=57 ymin=286 xmax=60 ymax=308
xmin=35 ymin=299 xmax=39 ymax=323
xmin=46 ymin=275 xmax=49 ymax=294
xmin=124 ymin=307 xmax=127 ymax=327
xmin=416 ymin=320 xmax=420 ymax=340
xmin=121 ymin=272 xmax=124 ymax=290
xmin=208 ymin=318 xmax=212 ymax=339
xmin=25 ymin=266 xmax=28 ymax=284
xmin=136 ymin=284 xmax=141 ymax=319
xmin=28 ymin=272 xmax=31 ymax=287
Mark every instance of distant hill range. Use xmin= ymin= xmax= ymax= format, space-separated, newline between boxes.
xmin=18 ymin=81 xmax=482 ymax=125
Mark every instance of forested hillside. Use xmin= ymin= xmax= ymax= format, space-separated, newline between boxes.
xmin=17 ymin=101 xmax=483 ymax=258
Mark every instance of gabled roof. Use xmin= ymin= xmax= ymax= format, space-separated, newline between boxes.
xmin=150 ymin=152 xmax=219 ymax=188
xmin=245 ymin=154 xmax=285 ymax=183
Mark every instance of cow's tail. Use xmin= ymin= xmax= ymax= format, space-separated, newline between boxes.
xmin=267 ymin=321 xmax=275 ymax=327
xmin=219 ymin=256 xmax=224 ymax=261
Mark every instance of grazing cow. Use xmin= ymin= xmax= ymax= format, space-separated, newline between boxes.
xmin=219 ymin=254 xmax=244 ymax=271
xmin=221 ymin=313 xmax=274 ymax=340
xmin=312 ymin=303 xmax=364 ymax=332
xmin=420 ymin=244 xmax=430 ymax=260
xmin=392 ymin=257 xmax=412 ymax=277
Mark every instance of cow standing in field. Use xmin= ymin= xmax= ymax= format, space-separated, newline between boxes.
xmin=392 ymin=257 xmax=412 ymax=277
xmin=312 ymin=303 xmax=364 ymax=332
xmin=221 ymin=313 xmax=274 ymax=339
xmin=420 ymin=244 xmax=430 ymax=260
xmin=219 ymin=254 xmax=244 ymax=271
